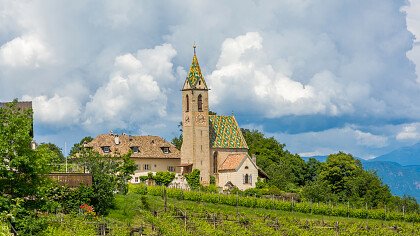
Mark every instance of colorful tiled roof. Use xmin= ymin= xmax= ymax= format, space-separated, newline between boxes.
xmin=218 ymin=153 xmax=246 ymax=171
xmin=209 ymin=115 xmax=248 ymax=149
xmin=184 ymin=50 xmax=208 ymax=89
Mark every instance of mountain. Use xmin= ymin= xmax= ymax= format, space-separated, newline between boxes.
xmin=363 ymin=161 xmax=420 ymax=202
xmin=370 ymin=143 xmax=420 ymax=166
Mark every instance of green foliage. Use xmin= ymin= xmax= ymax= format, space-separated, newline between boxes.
xmin=185 ymin=169 xmax=201 ymax=190
xmin=116 ymin=152 xmax=137 ymax=194
xmin=154 ymin=171 xmax=176 ymax=186
xmin=171 ymin=134 xmax=183 ymax=150
xmin=316 ymin=152 xmax=393 ymax=207
xmin=77 ymin=150 xmax=115 ymax=215
xmin=241 ymin=129 xmax=307 ymax=191
xmin=145 ymin=186 xmax=420 ymax=222
xmin=0 ymin=101 xmax=49 ymax=198
xmin=210 ymin=175 xmax=216 ymax=185
xmin=69 ymin=136 xmax=93 ymax=157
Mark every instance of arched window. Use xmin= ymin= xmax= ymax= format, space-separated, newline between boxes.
xmin=213 ymin=151 xmax=218 ymax=173
xmin=198 ymin=94 xmax=203 ymax=111
xmin=186 ymin=95 xmax=189 ymax=112
xmin=244 ymin=174 xmax=249 ymax=184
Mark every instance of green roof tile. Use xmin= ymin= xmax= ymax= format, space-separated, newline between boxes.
xmin=209 ymin=115 xmax=248 ymax=149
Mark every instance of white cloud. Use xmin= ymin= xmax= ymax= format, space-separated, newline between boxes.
xmin=0 ymin=34 xmax=52 ymax=67
xmin=403 ymin=0 xmax=420 ymax=84
xmin=208 ymin=32 xmax=359 ymax=118
xmin=396 ymin=123 xmax=420 ymax=140
xmin=22 ymin=94 xmax=81 ymax=125
xmin=354 ymin=130 xmax=388 ymax=148
xmin=83 ymin=44 xmax=176 ymax=132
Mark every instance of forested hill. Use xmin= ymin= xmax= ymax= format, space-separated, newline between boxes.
xmin=241 ymin=128 xmax=419 ymax=210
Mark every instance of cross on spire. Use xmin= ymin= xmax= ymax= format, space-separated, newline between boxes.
xmin=193 ymin=42 xmax=197 ymax=55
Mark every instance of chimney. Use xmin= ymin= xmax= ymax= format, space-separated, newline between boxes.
xmin=251 ymin=154 xmax=257 ymax=164
xmin=114 ymin=135 xmax=120 ymax=145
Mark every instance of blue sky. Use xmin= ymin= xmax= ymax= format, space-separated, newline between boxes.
xmin=1 ymin=0 xmax=420 ymax=159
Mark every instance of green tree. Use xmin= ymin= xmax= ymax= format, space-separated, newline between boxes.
xmin=171 ymin=134 xmax=183 ymax=150
xmin=0 ymin=101 xmax=51 ymax=198
xmin=154 ymin=171 xmax=176 ymax=186
xmin=77 ymin=148 xmax=136 ymax=215
xmin=241 ymin=129 xmax=307 ymax=191
xmin=69 ymin=136 xmax=93 ymax=157
xmin=185 ymin=169 xmax=201 ymax=190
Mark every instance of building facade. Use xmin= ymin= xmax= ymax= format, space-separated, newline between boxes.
xmin=86 ymin=133 xmax=180 ymax=183
xmin=180 ymin=48 xmax=261 ymax=190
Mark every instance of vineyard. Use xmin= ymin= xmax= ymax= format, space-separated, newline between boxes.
xmin=103 ymin=190 xmax=419 ymax=235
xmin=5 ymin=185 xmax=417 ymax=235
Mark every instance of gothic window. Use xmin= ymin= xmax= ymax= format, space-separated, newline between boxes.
xmin=213 ymin=151 xmax=218 ymax=173
xmin=198 ymin=94 xmax=203 ymax=111
xmin=244 ymin=174 xmax=249 ymax=184
xmin=186 ymin=95 xmax=189 ymax=112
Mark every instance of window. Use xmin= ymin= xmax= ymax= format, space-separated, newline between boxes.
xmin=243 ymin=174 xmax=252 ymax=184
xmin=161 ymin=147 xmax=170 ymax=154
xmin=186 ymin=95 xmax=189 ymax=112
xmin=213 ymin=151 xmax=218 ymax=174
xmin=102 ymin=146 xmax=110 ymax=153
xmin=135 ymin=177 xmax=139 ymax=183
xmin=244 ymin=166 xmax=249 ymax=169
xmin=168 ymin=166 xmax=175 ymax=172
xmin=198 ymin=94 xmax=203 ymax=111
xmin=130 ymin=146 xmax=139 ymax=153
xmin=144 ymin=164 xmax=150 ymax=170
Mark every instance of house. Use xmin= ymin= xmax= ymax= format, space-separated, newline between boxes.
xmin=85 ymin=133 xmax=180 ymax=183
xmin=180 ymin=46 xmax=266 ymax=190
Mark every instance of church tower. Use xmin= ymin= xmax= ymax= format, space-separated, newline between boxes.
xmin=181 ymin=45 xmax=211 ymax=185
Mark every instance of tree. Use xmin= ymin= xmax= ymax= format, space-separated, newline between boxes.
xmin=69 ymin=136 xmax=93 ymax=157
xmin=241 ymin=128 xmax=307 ymax=191
xmin=77 ymin=148 xmax=136 ymax=215
xmin=185 ymin=169 xmax=201 ymax=190
xmin=154 ymin=171 xmax=176 ymax=186
xmin=171 ymin=134 xmax=183 ymax=150
xmin=0 ymin=101 xmax=51 ymax=198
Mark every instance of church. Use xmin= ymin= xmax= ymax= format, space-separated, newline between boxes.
xmin=179 ymin=46 xmax=264 ymax=190
xmin=86 ymin=47 xmax=265 ymax=191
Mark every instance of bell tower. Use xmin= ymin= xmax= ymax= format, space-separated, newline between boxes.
xmin=181 ymin=45 xmax=211 ymax=185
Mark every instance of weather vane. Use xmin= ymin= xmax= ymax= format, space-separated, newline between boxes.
xmin=193 ymin=41 xmax=197 ymax=54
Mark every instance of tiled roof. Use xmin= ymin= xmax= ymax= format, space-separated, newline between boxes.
xmin=218 ymin=153 xmax=246 ymax=171
xmin=184 ymin=52 xmax=208 ymax=89
xmin=209 ymin=115 xmax=248 ymax=149
xmin=85 ymin=134 xmax=180 ymax=159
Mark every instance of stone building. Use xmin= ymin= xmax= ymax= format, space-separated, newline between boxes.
xmin=180 ymin=47 xmax=264 ymax=190
xmin=85 ymin=133 xmax=180 ymax=183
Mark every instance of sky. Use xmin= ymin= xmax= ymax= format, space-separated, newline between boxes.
xmin=1 ymin=0 xmax=420 ymax=159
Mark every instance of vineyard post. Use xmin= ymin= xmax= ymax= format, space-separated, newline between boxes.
xmin=347 ymin=201 xmax=349 ymax=218
xmin=310 ymin=200 xmax=313 ymax=215
xmin=402 ymin=205 xmax=405 ymax=217
xmin=384 ymin=204 xmax=387 ymax=221
xmin=164 ymin=188 xmax=167 ymax=212
xmin=236 ymin=192 xmax=239 ymax=217
xmin=291 ymin=196 xmax=294 ymax=212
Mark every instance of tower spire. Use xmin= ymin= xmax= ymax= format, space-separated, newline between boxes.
xmin=182 ymin=44 xmax=208 ymax=90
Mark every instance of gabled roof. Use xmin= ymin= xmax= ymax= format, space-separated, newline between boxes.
xmin=85 ymin=134 xmax=180 ymax=159
xmin=182 ymin=48 xmax=208 ymax=90
xmin=218 ymin=154 xmax=247 ymax=171
xmin=209 ymin=115 xmax=248 ymax=149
